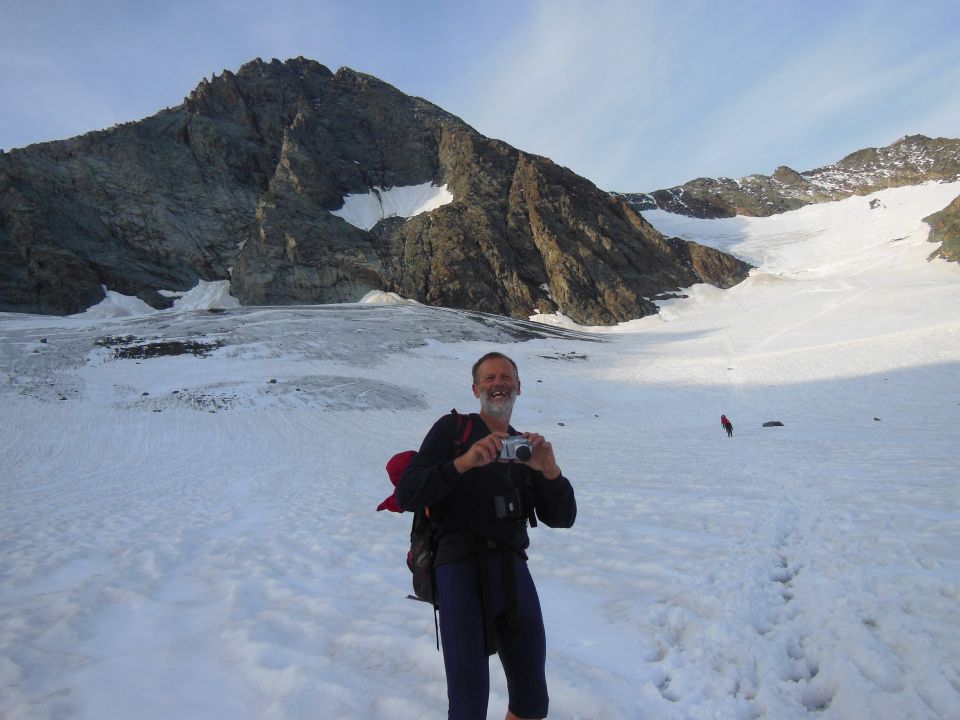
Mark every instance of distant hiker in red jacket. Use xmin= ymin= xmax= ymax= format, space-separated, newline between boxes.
xmin=721 ymin=414 xmax=733 ymax=437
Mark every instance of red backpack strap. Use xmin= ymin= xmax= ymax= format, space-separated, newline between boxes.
xmin=450 ymin=408 xmax=475 ymax=458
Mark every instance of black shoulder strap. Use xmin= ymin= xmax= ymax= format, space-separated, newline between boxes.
xmin=414 ymin=410 xmax=477 ymax=641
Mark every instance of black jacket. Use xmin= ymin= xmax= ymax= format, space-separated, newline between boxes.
xmin=396 ymin=412 xmax=577 ymax=565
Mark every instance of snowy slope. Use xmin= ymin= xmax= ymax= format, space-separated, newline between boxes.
xmin=1 ymin=182 xmax=959 ymax=720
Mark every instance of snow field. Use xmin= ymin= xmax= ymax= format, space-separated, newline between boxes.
xmin=1 ymin=182 xmax=959 ymax=718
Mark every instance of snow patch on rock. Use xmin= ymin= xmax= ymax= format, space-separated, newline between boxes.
xmin=74 ymin=280 xmax=240 ymax=318
xmin=330 ymin=182 xmax=454 ymax=231
xmin=357 ymin=290 xmax=420 ymax=305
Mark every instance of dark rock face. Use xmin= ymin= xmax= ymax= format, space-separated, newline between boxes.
xmin=664 ymin=237 xmax=753 ymax=290
xmin=924 ymin=194 xmax=960 ymax=262
xmin=0 ymin=57 xmax=752 ymax=324
xmin=618 ymin=135 xmax=960 ymax=219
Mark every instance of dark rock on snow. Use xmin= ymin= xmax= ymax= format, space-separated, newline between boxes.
xmin=924 ymin=193 xmax=960 ymax=263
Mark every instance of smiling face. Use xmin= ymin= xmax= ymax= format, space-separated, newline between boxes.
xmin=473 ymin=356 xmax=521 ymax=421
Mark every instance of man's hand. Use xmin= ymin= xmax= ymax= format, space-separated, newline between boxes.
xmin=522 ymin=432 xmax=562 ymax=479
xmin=453 ymin=432 xmax=508 ymax=474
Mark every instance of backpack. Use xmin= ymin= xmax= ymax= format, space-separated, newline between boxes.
xmin=377 ymin=410 xmax=475 ymax=608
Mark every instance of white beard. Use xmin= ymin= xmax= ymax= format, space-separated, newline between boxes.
xmin=480 ymin=389 xmax=516 ymax=420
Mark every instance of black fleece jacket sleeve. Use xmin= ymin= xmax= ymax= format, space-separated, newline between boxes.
xmin=531 ymin=471 xmax=577 ymax=528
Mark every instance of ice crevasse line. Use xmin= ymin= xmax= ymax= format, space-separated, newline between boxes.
xmin=329 ymin=182 xmax=454 ymax=231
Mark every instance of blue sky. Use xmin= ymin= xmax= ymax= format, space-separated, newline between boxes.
xmin=1 ymin=0 xmax=958 ymax=191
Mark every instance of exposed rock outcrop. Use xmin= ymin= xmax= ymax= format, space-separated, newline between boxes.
xmin=924 ymin=194 xmax=960 ymax=262
xmin=0 ymin=57 xmax=751 ymax=323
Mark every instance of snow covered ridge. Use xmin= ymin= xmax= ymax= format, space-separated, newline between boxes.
xmin=620 ymin=135 xmax=960 ymax=218
xmin=330 ymin=182 xmax=454 ymax=231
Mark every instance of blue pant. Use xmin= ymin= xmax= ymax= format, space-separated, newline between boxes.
xmin=435 ymin=554 xmax=548 ymax=720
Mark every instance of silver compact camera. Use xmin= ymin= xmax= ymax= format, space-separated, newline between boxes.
xmin=499 ymin=436 xmax=533 ymax=462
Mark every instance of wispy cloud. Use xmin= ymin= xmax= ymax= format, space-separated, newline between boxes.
xmin=684 ymin=8 xmax=960 ymax=179
xmin=459 ymin=1 xmax=670 ymax=186
xmin=1 ymin=0 xmax=956 ymax=189
xmin=450 ymin=0 xmax=960 ymax=189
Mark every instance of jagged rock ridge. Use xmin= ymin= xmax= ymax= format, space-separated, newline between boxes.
xmin=0 ymin=57 xmax=750 ymax=323
xmin=617 ymin=135 xmax=960 ymax=218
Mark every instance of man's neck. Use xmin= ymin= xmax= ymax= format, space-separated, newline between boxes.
xmin=480 ymin=411 xmax=511 ymax=433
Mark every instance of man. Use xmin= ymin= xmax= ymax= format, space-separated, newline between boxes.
xmin=396 ymin=352 xmax=577 ymax=720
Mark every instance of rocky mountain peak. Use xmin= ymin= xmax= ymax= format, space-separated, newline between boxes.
xmin=1 ymin=56 xmax=753 ymax=320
